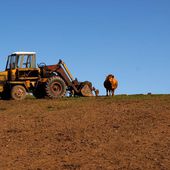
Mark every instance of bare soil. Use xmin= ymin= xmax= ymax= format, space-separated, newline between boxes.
xmin=0 ymin=95 xmax=170 ymax=170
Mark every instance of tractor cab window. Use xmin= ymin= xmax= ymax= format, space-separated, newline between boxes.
xmin=6 ymin=55 xmax=17 ymax=70
xmin=20 ymin=55 xmax=36 ymax=68
xmin=22 ymin=55 xmax=31 ymax=68
xmin=6 ymin=53 xmax=36 ymax=70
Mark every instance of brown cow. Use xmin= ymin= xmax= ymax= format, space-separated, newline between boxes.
xmin=104 ymin=74 xmax=118 ymax=96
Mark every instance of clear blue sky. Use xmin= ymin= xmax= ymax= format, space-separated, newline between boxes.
xmin=0 ymin=0 xmax=170 ymax=95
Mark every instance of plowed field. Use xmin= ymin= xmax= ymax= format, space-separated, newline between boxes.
xmin=0 ymin=95 xmax=170 ymax=170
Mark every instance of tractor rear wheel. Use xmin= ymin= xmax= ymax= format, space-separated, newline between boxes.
xmin=46 ymin=76 xmax=66 ymax=98
xmin=11 ymin=85 xmax=26 ymax=100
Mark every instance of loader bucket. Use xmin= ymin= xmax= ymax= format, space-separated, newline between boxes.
xmin=81 ymin=84 xmax=94 ymax=97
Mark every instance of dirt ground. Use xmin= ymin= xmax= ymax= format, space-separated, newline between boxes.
xmin=0 ymin=95 xmax=170 ymax=170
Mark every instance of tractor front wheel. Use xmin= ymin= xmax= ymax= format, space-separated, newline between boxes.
xmin=11 ymin=85 xmax=27 ymax=100
xmin=46 ymin=76 xmax=66 ymax=98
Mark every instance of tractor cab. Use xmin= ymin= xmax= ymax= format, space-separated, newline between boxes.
xmin=6 ymin=52 xmax=36 ymax=70
xmin=6 ymin=52 xmax=39 ymax=81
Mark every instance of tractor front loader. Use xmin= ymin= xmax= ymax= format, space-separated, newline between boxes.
xmin=0 ymin=52 xmax=97 ymax=100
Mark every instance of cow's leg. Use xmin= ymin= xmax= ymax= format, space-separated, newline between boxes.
xmin=112 ymin=89 xmax=115 ymax=96
xmin=109 ymin=90 xmax=111 ymax=96
xmin=106 ymin=89 xmax=108 ymax=96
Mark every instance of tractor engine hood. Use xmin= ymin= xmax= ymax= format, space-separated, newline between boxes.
xmin=0 ymin=71 xmax=8 ymax=81
xmin=0 ymin=71 xmax=8 ymax=93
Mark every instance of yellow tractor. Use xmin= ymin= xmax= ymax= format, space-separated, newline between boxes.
xmin=0 ymin=52 xmax=97 ymax=100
